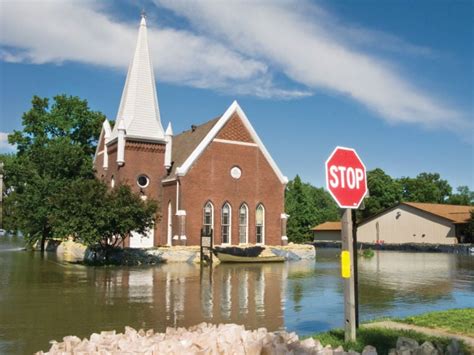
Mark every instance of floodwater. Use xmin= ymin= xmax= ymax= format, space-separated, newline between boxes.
xmin=0 ymin=236 xmax=473 ymax=354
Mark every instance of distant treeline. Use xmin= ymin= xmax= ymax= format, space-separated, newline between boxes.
xmin=285 ymin=171 xmax=473 ymax=243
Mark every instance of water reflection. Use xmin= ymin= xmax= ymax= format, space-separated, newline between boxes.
xmin=0 ymin=238 xmax=473 ymax=354
xmin=359 ymin=252 xmax=474 ymax=312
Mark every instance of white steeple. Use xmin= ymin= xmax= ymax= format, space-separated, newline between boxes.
xmin=110 ymin=14 xmax=165 ymax=143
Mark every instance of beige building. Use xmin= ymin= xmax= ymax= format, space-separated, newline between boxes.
xmin=358 ymin=202 xmax=472 ymax=245
xmin=312 ymin=221 xmax=341 ymax=242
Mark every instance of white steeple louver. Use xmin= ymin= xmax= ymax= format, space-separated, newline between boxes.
xmin=110 ymin=14 xmax=165 ymax=143
xmin=164 ymin=122 xmax=173 ymax=170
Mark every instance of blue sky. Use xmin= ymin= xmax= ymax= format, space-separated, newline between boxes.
xmin=0 ymin=0 xmax=472 ymax=189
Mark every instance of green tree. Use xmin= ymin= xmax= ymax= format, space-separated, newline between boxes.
xmin=286 ymin=175 xmax=310 ymax=243
xmin=361 ymin=168 xmax=402 ymax=219
xmin=447 ymin=186 xmax=474 ymax=205
xmin=4 ymin=95 xmax=104 ymax=250
xmin=51 ymin=180 xmax=157 ymax=259
xmin=0 ymin=153 xmax=16 ymax=230
xmin=285 ymin=175 xmax=339 ymax=243
xmin=399 ymin=172 xmax=452 ymax=203
xmin=307 ymin=186 xmax=340 ymax=227
xmin=9 ymin=95 xmax=104 ymax=157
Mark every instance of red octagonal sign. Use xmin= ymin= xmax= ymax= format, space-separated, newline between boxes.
xmin=325 ymin=146 xmax=368 ymax=209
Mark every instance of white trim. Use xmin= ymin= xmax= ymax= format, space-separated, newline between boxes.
xmin=93 ymin=129 xmax=104 ymax=164
xmin=121 ymin=135 xmax=167 ymax=144
xmin=325 ymin=146 xmax=368 ymax=209
xmin=176 ymin=210 xmax=186 ymax=216
xmin=97 ymin=150 xmax=104 ymax=156
xmin=213 ymin=138 xmax=258 ymax=147
xmin=164 ymin=123 xmax=173 ymax=169
xmin=176 ymin=179 xmax=180 ymax=212
xmin=176 ymin=101 xmax=288 ymax=184
xmin=173 ymin=235 xmax=179 ymax=240
xmin=167 ymin=201 xmax=172 ymax=246
xmin=281 ymin=236 xmax=288 ymax=241
xmin=136 ymin=174 xmax=150 ymax=188
xmin=280 ymin=213 xmax=289 ymax=219
xmin=162 ymin=177 xmax=177 ymax=183
xmin=180 ymin=235 xmax=187 ymax=240
xmin=93 ymin=120 xmax=111 ymax=165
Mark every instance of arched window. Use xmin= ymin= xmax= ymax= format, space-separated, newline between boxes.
xmin=203 ymin=201 xmax=214 ymax=236
xmin=256 ymin=204 xmax=265 ymax=244
xmin=239 ymin=203 xmax=248 ymax=244
xmin=221 ymin=203 xmax=232 ymax=244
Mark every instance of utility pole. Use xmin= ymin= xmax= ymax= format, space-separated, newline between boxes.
xmin=352 ymin=208 xmax=359 ymax=329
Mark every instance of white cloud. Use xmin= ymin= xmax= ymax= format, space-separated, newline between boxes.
xmin=0 ymin=0 xmax=470 ymax=134
xmin=0 ymin=0 xmax=304 ymax=98
xmin=153 ymin=0 xmax=470 ymax=133
xmin=0 ymin=132 xmax=15 ymax=152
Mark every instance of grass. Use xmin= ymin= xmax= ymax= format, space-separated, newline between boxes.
xmin=311 ymin=327 xmax=467 ymax=354
xmin=310 ymin=309 xmax=474 ymax=354
xmin=397 ymin=308 xmax=474 ymax=337
xmin=361 ymin=248 xmax=375 ymax=258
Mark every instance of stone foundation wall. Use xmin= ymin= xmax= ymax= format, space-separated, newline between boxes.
xmin=47 ymin=240 xmax=315 ymax=265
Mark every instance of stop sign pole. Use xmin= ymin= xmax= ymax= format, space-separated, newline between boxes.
xmin=325 ymin=146 xmax=367 ymax=343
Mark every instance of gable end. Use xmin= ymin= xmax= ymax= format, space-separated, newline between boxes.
xmin=216 ymin=113 xmax=255 ymax=143
xmin=176 ymin=101 xmax=288 ymax=185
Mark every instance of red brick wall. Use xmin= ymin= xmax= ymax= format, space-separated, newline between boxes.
xmin=180 ymin=139 xmax=285 ymax=246
xmin=94 ymin=139 xmax=167 ymax=246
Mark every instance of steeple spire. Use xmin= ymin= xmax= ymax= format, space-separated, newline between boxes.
xmin=110 ymin=14 xmax=165 ymax=143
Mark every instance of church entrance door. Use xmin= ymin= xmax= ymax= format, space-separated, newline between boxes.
xmin=129 ymin=228 xmax=154 ymax=248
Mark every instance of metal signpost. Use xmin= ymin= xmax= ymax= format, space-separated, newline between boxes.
xmin=200 ymin=228 xmax=214 ymax=266
xmin=325 ymin=146 xmax=367 ymax=342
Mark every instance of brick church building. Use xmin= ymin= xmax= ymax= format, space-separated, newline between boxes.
xmin=94 ymin=16 xmax=288 ymax=247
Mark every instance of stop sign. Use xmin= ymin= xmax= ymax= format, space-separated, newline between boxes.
xmin=325 ymin=146 xmax=367 ymax=209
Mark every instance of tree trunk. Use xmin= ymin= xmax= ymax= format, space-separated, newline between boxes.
xmin=40 ymin=234 xmax=46 ymax=253
xmin=104 ymin=238 xmax=109 ymax=263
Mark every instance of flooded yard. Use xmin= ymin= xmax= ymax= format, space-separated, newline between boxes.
xmin=0 ymin=236 xmax=473 ymax=354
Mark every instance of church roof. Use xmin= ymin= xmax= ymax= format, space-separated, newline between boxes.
xmin=110 ymin=15 xmax=165 ymax=143
xmin=166 ymin=117 xmax=221 ymax=179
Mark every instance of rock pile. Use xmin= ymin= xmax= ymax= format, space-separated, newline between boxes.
xmin=36 ymin=323 xmax=368 ymax=355
xmin=389 ymin=336 xmax=462 ymax=355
